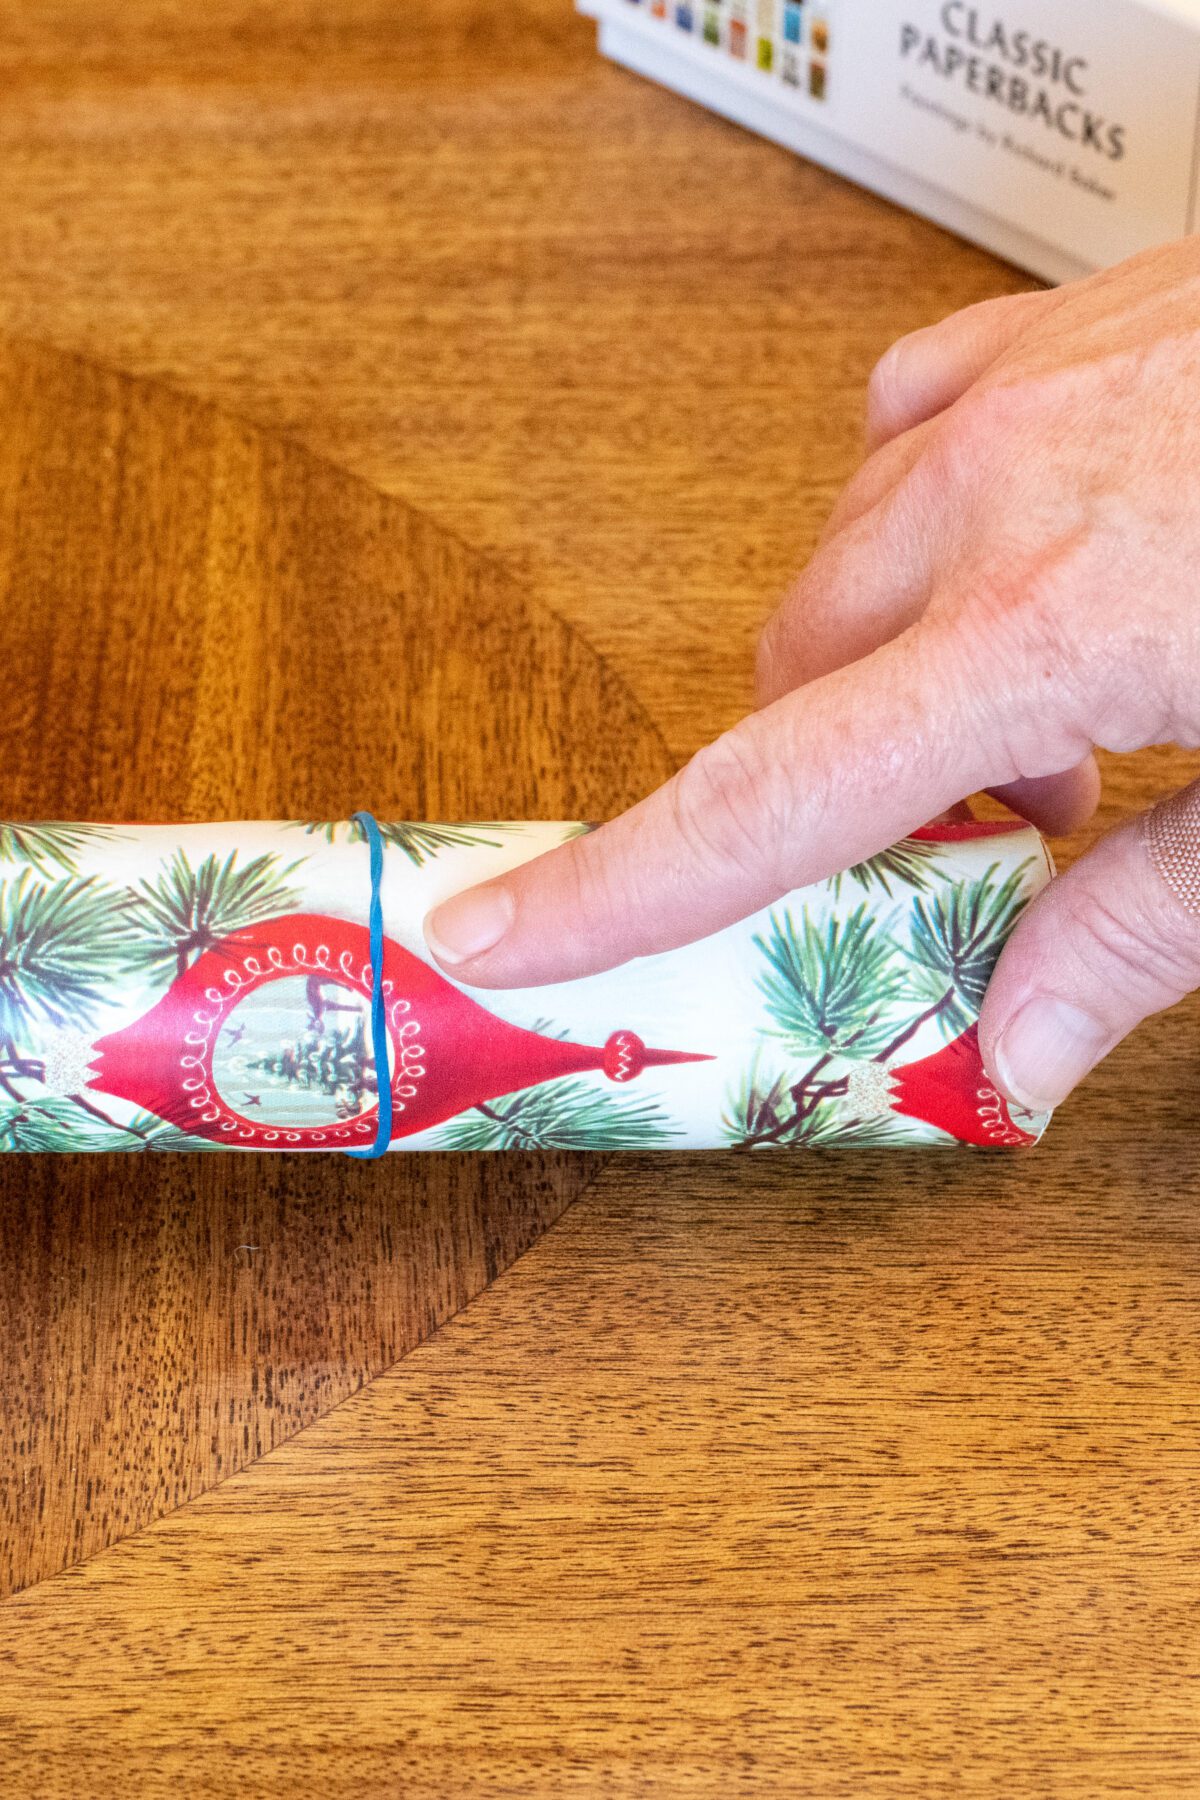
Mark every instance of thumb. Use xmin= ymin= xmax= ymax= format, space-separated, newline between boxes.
xmin=980 ymin=783 xmax=1200 ymax=1112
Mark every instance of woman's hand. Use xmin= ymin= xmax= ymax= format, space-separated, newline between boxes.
xmin=425 ymin=235 xmax=1200 ymax=1115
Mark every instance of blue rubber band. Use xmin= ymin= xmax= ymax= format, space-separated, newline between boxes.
xmin=346 ymin=810 xmax=393 ymax=1160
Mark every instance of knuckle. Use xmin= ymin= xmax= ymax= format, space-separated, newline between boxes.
xmin=1059 ymin=879 xmax=1198 ymax=1008
xmin=866 ymin=336 xmax=916 ymax=440
xmin=970 ymin=544 xmax=1083 ymax=647
xmin=934 ymin=363 xmax=1079 ymax=483
xmin=942 ymin=577 xmax=1093 ymax=781
xmin=755 ymin=592 xmax=813 ymax=702
xmin=668 ymin=726 xmax=788 ymax=885
xmin=564 ymin=826 xmax=656 ymax=954
xmin=949 ymin=530 xmax=1167 ymax=760
xmin=818 ymin=446 xmax=902 ymax=545
xmin=754 ymin=610 xmax=789 ymax=703
xmin=950 ymin=520 xmax=1092 ymax=665
xmin=931 ymin=381 xmax=1020 ymax=482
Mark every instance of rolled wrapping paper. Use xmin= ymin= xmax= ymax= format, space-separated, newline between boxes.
xmin=0 ymin=817 xmax=1053 ymax=1153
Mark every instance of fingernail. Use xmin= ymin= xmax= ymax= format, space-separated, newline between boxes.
xmin=424 ymin=885 xmax=515 ymax=966
xmin=993 ymin=997 xmax=1113 ymax=1111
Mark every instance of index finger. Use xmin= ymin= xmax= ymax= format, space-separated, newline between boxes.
xmin=423 ymin=626 xmax=1005 ymax=988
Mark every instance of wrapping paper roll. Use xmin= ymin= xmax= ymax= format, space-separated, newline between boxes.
xmin=0 ymin=817 xmax=1053 ymax=1153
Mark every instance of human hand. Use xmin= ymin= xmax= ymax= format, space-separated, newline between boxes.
xmin=425 ymin=235 xmax=1200 ymax=1116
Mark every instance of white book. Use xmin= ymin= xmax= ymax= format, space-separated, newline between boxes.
xmin=581 ymin=0 xmax=1200 ymax=282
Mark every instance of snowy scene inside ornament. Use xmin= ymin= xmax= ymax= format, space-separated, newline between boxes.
xmin=209 ymin=975 xmax=392 ymax=1131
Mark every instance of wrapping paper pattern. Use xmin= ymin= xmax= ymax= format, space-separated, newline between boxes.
xmin=0 ymin=818 xmax=1052 ymax=1152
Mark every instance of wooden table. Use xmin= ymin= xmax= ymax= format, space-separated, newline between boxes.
xmin=1 ymin=3 xmax=1199 ymax=1793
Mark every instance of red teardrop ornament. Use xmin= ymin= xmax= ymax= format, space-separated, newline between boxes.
xmin=888 ymin=1023 xmax=1037 ymax=1148
xmin=86 ymin=913 xmax=710 ymax=1150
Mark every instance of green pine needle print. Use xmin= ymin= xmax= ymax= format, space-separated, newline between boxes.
xmin=755 ymin=903 xmax=912 ymax=1059
xmin=908 ymin=860 xmax=1033 ymax=1033
xmin=124 ymin=850 xmax=301 ymax=981
xmin=0 ymin=1093 xmax=171 ymax=1152
xmin=0 ymin=872 xmax=137 ymax=1042
xmin=436 ymin=1078 xmax=679 ymax=1151
xmin=723 ymin=1062 xmax=795 ymax=1142
xmin=294 ymin=819 xmax=528 ymax=868
xmin=831 ymin=837 xmax=945 ymax=899
xmin=123 ymin=1111 xmax=224 ymax=1152
xmin=0 ymin=821 xmax=118 ymax=877
xmin=0 ymin=1095 xmax=219 ymax=1152
xmin=769 ymin=1098 xmax=913 ymax=1149
xmin=722 ymin=1063 xmax=912 ymax=1149
xmin=0 ymin=1095 xmax=123 ymax=1152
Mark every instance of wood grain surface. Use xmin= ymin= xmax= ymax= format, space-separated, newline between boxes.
xmin=0 ymin=1 xmax=1199 ymax=1793
xmin=5 ymin=1090 xmax=1200 ymax=1798
xmin=0 ymin=334 xmax=670 ymax=1598
xmin=0 ymin=0 xmax=1032 ymax=760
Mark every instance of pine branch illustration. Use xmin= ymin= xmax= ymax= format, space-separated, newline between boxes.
xmin=0 ymin=871 xmax=138 ymax=1044
xmin=784 ymin=1100 xmax=914 ymax=1148
xmin=0 ymin=1092 xmax=215 ymax=1152
xmin=0 ymin=1094 xmax=137 ymax=1153
xmin=0 ymin=821 xmax=119 ymax=877
xmin=908 ymin=859 xmax=1034 ymax=1034
xmin=831 ymin=837 xmax=945 ymax=899
xmin=124 ymin=850 xmax=302 ymax=980
xmin=722 ymin=1066 xmax=912 ymax=1149
xmin=755 ymin=903 xmax=912 ymax=1059
xmin=436 ymin=1078 xmax=680 ymax=1151
xmin=722 ymin=1062 xmax=796 ymax=1142
xmin=731 ymin=864 xmax=1035 ymax=1150
xmin=123 ymin=1110 xmax=224 ymax=1152
xmin=292 ymin=819 xmax=527 ymax=867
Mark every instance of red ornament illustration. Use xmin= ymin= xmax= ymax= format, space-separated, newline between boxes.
xmin=889 ymin=1023 xmax=1036 ymax=1148
xmin=911 ymin=819 xmax=1030 ymax=843
xmin=86 ymin=914 xmax=710 ymax=1150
